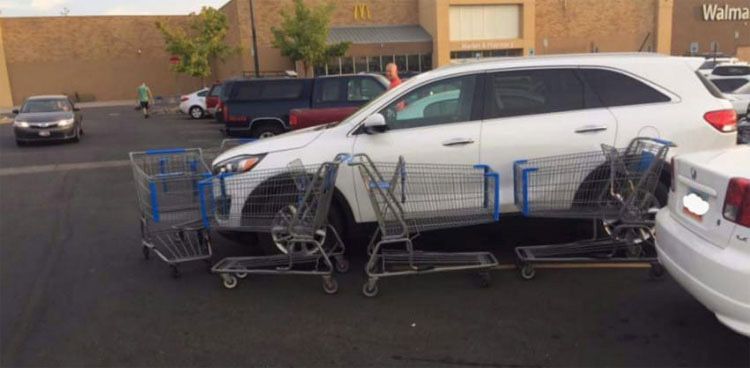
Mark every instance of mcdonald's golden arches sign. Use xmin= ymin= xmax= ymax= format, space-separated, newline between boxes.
xmin=353 ymin=3 xmax=371 ymax=21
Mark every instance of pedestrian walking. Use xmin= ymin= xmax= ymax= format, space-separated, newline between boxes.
xmin=137 ymin=82 xmax=153 ymax=119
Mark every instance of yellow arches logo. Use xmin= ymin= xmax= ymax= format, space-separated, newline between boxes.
xmin=353 ymin=3 xmax=371 ymax=21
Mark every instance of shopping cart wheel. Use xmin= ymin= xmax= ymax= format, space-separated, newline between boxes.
xmin=520 ymin=264 xmax=536 ymax=281
xmin=236 ymin=272 xmax=248 ymax=279
xmin=222 ymin=275 xmax=238 ymax=289
xmin=362 ymin=281 xmax=379 ymax=298
xmin=475 ymin=271 xmax=492 ymax=288
xmin=649 ymin=263 xmax=665 ymax=279
xmin=141 ymin=245 xmax=150 ymax=260
xmin=334 ymin=257 xmax=350 ymax=273
xmin=170 ymin=265 xmax=181 ymax=279
xmin=322 ymin=277 xmax=339 ymax=295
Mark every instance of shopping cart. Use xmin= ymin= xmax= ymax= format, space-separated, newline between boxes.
xmin=512 ymin=137 xmax=675 ymax=280
xmin=349 ymin=154 xmax=500 ymax=297
xmin=200 ymin=154 xmax=350 ymax=293
xmin=130 ymin=148 xmax=214 ymax=277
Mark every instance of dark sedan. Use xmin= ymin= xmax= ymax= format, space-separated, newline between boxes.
xmin=13 ymin=95 xmax=83 ymax=146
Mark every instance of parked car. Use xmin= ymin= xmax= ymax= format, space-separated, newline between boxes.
xmin=205 ymin=83 xmax=222 ymax=117
xmin=710 ymin=62 xmax=750 ymax=78
xmin=211 ymin=53 xmax=738 ymax=250
xmin=289 ymin=75 xmax=388 ymax=130
xmin=179 ymin=87 xmax=208 ymax=119
xmin=698 ymin=57 xmax=737 ymax=77
xmin=13 ymin=95 xmax=83 ymax=146
xmin=220 ymin=74 xmax=387 ymax=138
xmin=655 ymin=146 xmax=750 ymax=336
xmin=719 ymin=82 xmax=750 ymax=117
xmin=739 ymin=116 xmax=750 ymax=145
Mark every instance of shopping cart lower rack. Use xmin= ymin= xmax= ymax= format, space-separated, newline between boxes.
xmin=130 ymin=148 xmax=214 ymax=277
xmin=200 ymin=154 xmax=350 ymax=293
xmin=349 ymin=154 xmax=500 ymax=297
xmin=512 ymin=137 xmax=675 ymax=280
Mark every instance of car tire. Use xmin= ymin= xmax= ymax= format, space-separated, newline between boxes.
xmin=189 ymin=106 xmax=204 ymax=119
xmin=256 ymin=202 xmax=346 ymax=256
xmin=251 ymin=122 xmax=284 ymax=139
xmin=15 ymin=140 xmax=25 ymax=147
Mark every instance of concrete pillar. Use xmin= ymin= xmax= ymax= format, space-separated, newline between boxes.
xmin=655 ymin=0 xmax=674 ymax=55
xmin=0 ymin=22 xmax=13 ymax=108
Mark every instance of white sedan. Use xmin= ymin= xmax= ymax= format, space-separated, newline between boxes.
xmin=179 ymin=88 xmax=209 ymax=119
xmin=655 ymin=146 xmax=750 ymax=336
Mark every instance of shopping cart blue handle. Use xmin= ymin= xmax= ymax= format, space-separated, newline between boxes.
xmin=335 ymin=154 xmax=353 ymax=163
xmin=646 ymin=138 xmax=676 ymax=147
xmin=145 ymin=148 xmax=187 ymax=155
xmin=153 ymin=172 xmax=185 ymax=179
xmin=369 ymin=181 xmax=390 ymax=190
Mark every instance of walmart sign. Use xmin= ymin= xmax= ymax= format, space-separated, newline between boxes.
xmin=702 ymin=4 xmax=750 ymax=21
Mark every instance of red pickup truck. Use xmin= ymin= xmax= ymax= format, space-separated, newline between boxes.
xmin=289 ymin=74 xmax=388 ymax=130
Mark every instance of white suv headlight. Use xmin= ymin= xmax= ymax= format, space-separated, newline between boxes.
xmin=13 ymin=120 xmax=29 ymax=128
xmin=213 ymin=154 xmax=266 ymax=175
xmin=57 ymin=118 xmax=75 ymax=127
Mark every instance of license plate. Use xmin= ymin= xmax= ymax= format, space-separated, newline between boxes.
xmin=38 ymin=131 xmax=50 ymax=137
xmin=682 ymin=191 xmax=709 ymax=222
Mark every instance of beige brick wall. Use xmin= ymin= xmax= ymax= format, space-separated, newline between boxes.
xmin=535 ymin=0 xmax=658 ymax=55
xmin=1 ymin=16 xmax=206 ymax=104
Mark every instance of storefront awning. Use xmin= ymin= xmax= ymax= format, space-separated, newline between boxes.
xmin=327 ymin=25 xmax=432 ymax=45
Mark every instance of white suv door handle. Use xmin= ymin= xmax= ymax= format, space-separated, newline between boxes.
xmin=442 ymin=138 xmax=475 ymax=146
xmin=575 ymin=125 xmax=609 ymax=134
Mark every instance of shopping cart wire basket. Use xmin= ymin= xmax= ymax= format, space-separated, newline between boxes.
xmin=199 ymin=154 xmax=350 ymax=293
xmin=130 ymin=148 xmax=214 ymax=277
xmin=349 ymin=154 xmax=500 ymax=297
xmin=512 ymin=137 xmax=675 ymax=280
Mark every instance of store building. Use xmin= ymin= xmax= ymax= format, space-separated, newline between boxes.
xmin=0 ymin=0 xmax=748 ymax=106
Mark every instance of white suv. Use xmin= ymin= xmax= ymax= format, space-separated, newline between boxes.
xmin=212 ymin=53 xmax=738 ymax=240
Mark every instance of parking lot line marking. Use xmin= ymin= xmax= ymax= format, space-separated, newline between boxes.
xmin=0 ymin=159 xmax=130 ymax=176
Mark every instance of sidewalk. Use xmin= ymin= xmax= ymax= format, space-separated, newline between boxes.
xmin=1 ymin=100 xmax=136 ymax=114
xmin=1 ymin=97 xmax=181 ymax=123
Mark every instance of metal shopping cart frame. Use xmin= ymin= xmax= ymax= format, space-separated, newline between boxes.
xmin=200 ymin=154 xmax=350 ymax=293
xmin=130 ymin=148 xmax=214 ymax=277
xmin=512 ymin=137 xmax=675 ymax=280
xmin=349 ymin=154 xmax=500 ymax=297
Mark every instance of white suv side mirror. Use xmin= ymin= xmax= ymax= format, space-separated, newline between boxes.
xmin=362 ymin=113 xmax=386 ymax=134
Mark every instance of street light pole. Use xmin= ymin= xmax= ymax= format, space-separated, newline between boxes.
xmin=249 ymin=0 xmax=261 ymax=78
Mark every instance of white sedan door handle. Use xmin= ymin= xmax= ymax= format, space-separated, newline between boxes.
xmin=442 ymin=138 xmax=475 ymax=146
xmin=575 ymin=125 xmax=609 ymax=134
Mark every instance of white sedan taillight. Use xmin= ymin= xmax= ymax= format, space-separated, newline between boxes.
xmin=723 ymin=178 xmax=750 ymax=227
xmin=704 ymin=109 xmax=737 ymax=133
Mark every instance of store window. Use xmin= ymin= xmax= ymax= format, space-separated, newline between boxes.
xmin=340 ymin=57 xmax=354 ymax=74
xmin=368 ymin=56 xmax=382 ymax=73
xmin=315 ymin=54 xmax=433 ymax=77
xmin=449 ymin=5 xmax=520 ymax=41
xmin=354 ymin=56 xmax=368 ymax=73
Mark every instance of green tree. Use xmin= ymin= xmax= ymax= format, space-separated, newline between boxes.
xmin=271 ymin=0 xmax=350 ymax=76
xmin=156 ymin=7 xmax=236 ymax=85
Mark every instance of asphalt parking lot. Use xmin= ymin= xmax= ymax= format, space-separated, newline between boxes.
xmin=0 ymin=106 xmax=748 ymax=367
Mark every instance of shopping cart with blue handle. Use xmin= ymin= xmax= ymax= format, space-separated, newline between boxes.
xmin=129 ymin=148 xmax=214 ymax=277
xmin=512 ymin=137 xmax=675 ymax=280
xmin=349 ymin=154 xmax=500 ymax=297
xmin=200 ymin=154 xmax=350 ymax=293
